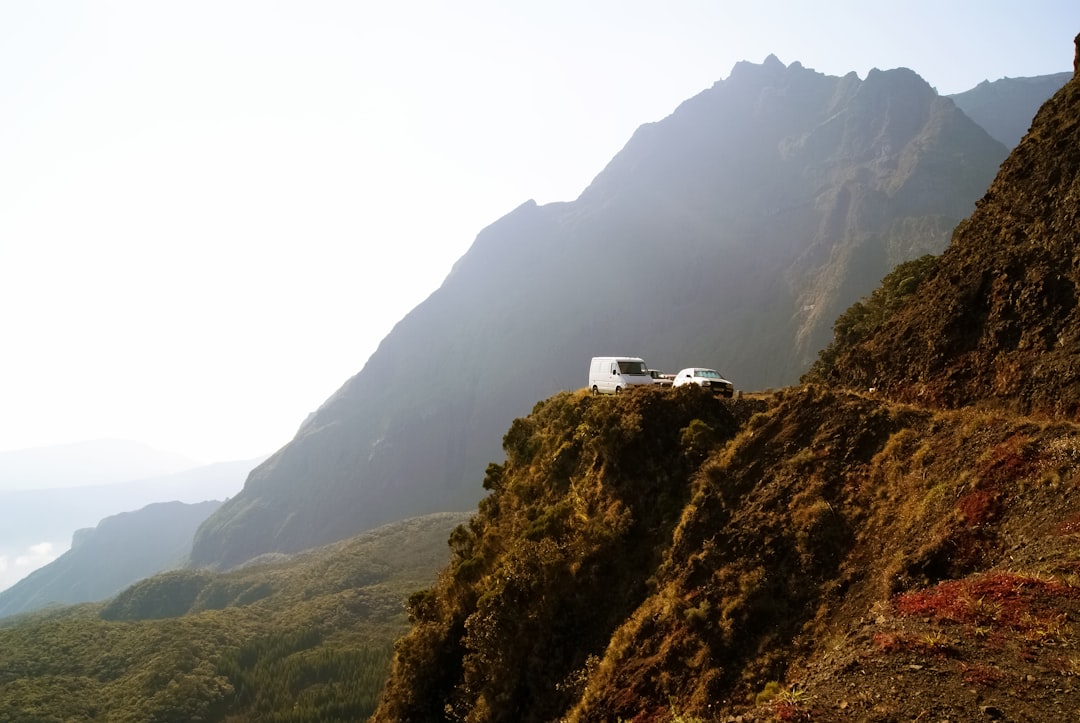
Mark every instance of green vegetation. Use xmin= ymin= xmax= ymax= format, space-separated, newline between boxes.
xmin=0 ymin=511 xmax=467 ymax=722
xmin=373 ymin=386 xmax=755 ymax=722
xmin=805 ymin=253 xmax=940 ymax=383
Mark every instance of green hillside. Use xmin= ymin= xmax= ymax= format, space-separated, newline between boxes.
xmin=0 ymin=511 xmax=467 ymax=722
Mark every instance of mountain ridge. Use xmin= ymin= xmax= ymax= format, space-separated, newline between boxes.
xmin=948 ymin=71 xmax=1072 ymax=148
xmin=0 ymin=456 xmax=259 ymax=594
xmin=0 ymin=511 xmax=468 ymax=721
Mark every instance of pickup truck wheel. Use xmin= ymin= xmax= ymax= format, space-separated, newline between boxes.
xmin=615 ymin=386 xmax=622 ymax=394
xmin=591 ymin=385 xmax=599 ymax=395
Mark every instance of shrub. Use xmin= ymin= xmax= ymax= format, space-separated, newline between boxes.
xmin=805 ymin=254 xmax=940 ymax=381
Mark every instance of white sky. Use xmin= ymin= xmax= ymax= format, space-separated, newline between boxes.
xmin=2 ymin=1 xmax=1077 ymax=465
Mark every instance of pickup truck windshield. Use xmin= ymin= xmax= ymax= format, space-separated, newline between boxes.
xmin=618 ymin=360 xmax=648 ymax=375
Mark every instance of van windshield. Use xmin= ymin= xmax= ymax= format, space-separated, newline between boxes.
xmin=618 ymin=360 xmax=648 ymax=375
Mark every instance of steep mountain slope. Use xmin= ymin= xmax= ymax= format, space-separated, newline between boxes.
xmin=948 ymin=72 xmax=1071 ymax=148
xmin=0 ymin=500 xmax=220 ymax=618
xmin=809 ymin=72 xmax=1080 ymax=416
xmin=192 ymin=56 xmax=1007 ymax=570
xmin=373 ymin=387 xmax=1080 ymax=722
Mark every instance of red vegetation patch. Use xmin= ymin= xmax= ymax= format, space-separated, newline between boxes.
xmin=956 ymin=487 xmax=1002 ymax=526
xmin=770 ymin=701 xmax=815 ymax=722
xmin=976 ymin=434 xmax=1036 ymax=486
xmin=953 ymin=434 xmax=1034 ymax=527
xmin=871 ymin=631 xmax=956 ymax=658
xmin=872 ymin=632 xmax=905 ymax=653
xmin=1056 ymin=512 xmax=1080 ymax=535
xmin=961 ymin=662 xmax=1006 ymax=688
xmin=894 ymin=572 xmax=1080 ymax=631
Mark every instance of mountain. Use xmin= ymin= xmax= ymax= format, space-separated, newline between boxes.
xmin=371 ymin=56 xmax=1080 ymax=723
xmin=808 ymin=69 xmax=1080 ymax=416
xmin=191 ymin=56 xmax=1008 ymax=570
xmin=0 ymin=457 xmax=261 ymax=593
xmin=0 ymin=439 xmax=198 ymax=493
xmin=0 ymin=500 xmax=221 ymax=618
xmin=948 ymin=72 xmax=1072 ymax=148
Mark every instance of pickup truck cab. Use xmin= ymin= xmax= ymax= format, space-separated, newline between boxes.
xmin=649 ymin=370 xmax=674 ymax=387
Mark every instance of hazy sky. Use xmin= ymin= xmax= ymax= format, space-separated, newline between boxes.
xmin=2 ymin=1 xmax=1077 ymax=465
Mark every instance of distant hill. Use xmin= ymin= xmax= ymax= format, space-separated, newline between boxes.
xmin=948 ymin=72 xmax=1071 ymax=148
xmin=0 ymin=500 xmax=221 ymax=618
xmin=0 ymin=439 xmax=197 ymax=492
xmin=192 ymin=56 xmax=1007 ymax=571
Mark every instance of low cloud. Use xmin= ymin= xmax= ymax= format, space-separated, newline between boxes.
xmin=0 ymin=542 xmax=65 ymax=594
xmin=15 ymin=541 xmax=57 ymax=568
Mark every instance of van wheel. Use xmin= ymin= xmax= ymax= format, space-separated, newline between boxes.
xmin=615 ymin=386 xmax=622 ymax=394
xmin=591 ymin=385 xmax=599 ymax=395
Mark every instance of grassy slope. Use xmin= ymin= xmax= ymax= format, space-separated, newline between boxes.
xmin=373 ymin=386 xmax=1080 ymax=722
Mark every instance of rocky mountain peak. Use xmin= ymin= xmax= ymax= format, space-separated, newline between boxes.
xmin=728 ymin=52 xmax=787 ymax=83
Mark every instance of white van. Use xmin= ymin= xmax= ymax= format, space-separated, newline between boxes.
xmin=588 ymin=357 xmax=654 ymax=394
